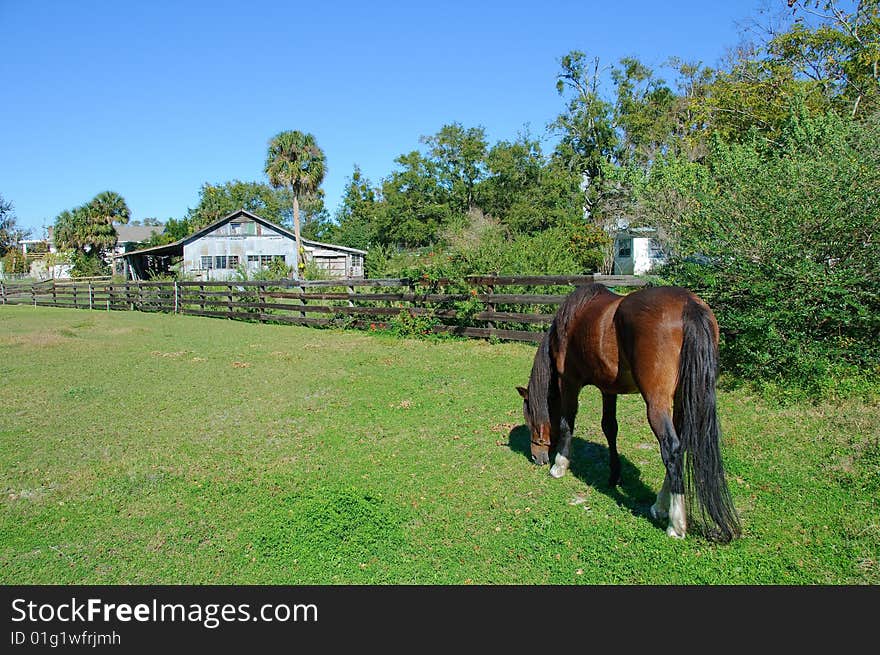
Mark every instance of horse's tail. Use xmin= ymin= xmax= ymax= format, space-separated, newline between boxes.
xmin=677 ymin=299 xmax=741 ymax=542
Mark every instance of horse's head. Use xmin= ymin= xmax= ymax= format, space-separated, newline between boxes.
xmin=516 ymin=386 xmax=551 ymax=465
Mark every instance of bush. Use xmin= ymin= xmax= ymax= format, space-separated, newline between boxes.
xmin=647 ymin=108 xmax=880 ymax=398
xmin=2 ymin=249 xmax=28 ymax=275
xmin=70 ymin=252 xmax=108 ymax=277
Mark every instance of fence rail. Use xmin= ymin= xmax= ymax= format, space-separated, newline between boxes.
xmin=0 ymin=274 xmax=648 ymax=343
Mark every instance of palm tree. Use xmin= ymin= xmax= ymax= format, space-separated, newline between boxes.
xmin=54 ymin=192 xmax=130 ymax=265
xmin=264 ymin=131 xmax=327 ymax=276
xmin=90 ymin=191 xmax=131 ymax=228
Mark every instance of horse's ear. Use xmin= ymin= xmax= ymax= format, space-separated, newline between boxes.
xmin=516 ymin=386 xmax=529 ymax=400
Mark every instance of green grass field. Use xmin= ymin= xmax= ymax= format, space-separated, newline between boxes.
xmin=1 ymin=305 xmax=877 ymax=584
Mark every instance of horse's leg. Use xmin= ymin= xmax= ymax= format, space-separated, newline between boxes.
xmin=601 ymin=393 xmax=621 ymax=487
xmin=646 ymin=400 xmax=686 ymax=539
xmin=550 ymin=382 xmax=579 ymax=479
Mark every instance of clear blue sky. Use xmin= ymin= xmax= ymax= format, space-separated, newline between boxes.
xmin=1 ymin=0 xmax=766 ymax=237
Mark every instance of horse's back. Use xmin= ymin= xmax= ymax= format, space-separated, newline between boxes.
xmin=615 ymin=286 xmax=717 ymax=400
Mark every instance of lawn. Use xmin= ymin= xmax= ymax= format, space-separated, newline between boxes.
xmin=1 ymin=305 xmax=877 ymax=584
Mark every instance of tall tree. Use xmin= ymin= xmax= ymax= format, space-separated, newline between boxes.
xmin=52 ymin=191 xmax=131 ymax=276
xmin=90 ymin=190 xmax=131 ymax=228
xmin=375 ymin=151 xmax=453 ymax=247
xmin=265 ymin=130 xmax=327 ymax=276
xmin=774 ymin=1 xmax=880 ymax=118
xmin=421 ymin=123 xmax=488 ymax=212
xmin=551 ymin=51 xmax=618 ymax=183
xmin=332 ymin=165 xmax=379 ymax=250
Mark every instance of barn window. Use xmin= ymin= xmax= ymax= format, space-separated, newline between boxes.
xmin=246 ymin=254 xmax=285 ymax=268
xmin=228 ymin=255 xmax=239 ymax=268
xmin=201 ymin=256 xmax=213 ymax=270
xmin=215 ymin=255 xmax=228 ymax=269
xmin=618 ymin=239 xmax=632 ymax=258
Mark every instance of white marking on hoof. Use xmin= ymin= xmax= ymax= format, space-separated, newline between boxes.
xmin=666 ymin=525 xmax=686 ymax=539
xmin=549 ymin=454 xmax=570 ymax=479
xmin=667 ymin=493 xmax=687 ymax=539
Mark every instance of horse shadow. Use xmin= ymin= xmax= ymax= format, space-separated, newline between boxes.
xmin=507 ymin=425 xmax=663 ymax=527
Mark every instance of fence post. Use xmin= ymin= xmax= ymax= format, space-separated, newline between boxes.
xmin=72 ymin=284 xmax=78 ymax=309
xmin=0 ymin=281 xmax=5 ymax=305
xmin=347 ymin=283 xmax=355 ymax=308
xmin=299 ymin=282 xmax=307 ymax=319
xmin=52 ymin=281 xmax=57 ymax=307
xmin=258 ymin=282 xmax=266 ymax=323
xmin=88 ymin=282 xmax=94 ymax=310
xmin=32 ymin=283 xmax=36 ymax=308
xmin=174 ymin=281 xmax=179 ymax=314
xmin=485 ymin=280 xmax=495 ymax=332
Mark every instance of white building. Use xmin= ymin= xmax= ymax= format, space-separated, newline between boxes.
xmin=612 ymin=226 xmax=668 ymax=275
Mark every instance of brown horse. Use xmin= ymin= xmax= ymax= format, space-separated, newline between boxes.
xmin=516 ymin=283 xmax=740 ymax=541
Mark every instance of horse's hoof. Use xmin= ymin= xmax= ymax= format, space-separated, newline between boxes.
xmin=532 ymin=451 xmax=549 ymax=466
xmin=666 ymin=526 xmax=686 ymax=539
xmin=549 ymin=454 xmax=569 ymax=479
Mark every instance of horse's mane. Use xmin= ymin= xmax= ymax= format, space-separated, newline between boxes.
xmin=525 ymin=283 xmax=607 ymax=426
xmin=554 ymin=283 xmax=608 ymax=346
xmin=526 ymin=327 xmax=556 ymax=426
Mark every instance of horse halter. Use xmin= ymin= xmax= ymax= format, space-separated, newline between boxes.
xmin=531 ymin=423 xmax=552 ymax=449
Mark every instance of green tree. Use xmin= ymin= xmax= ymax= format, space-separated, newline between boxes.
xmin=298 ymin=192 xmax=333 ymax=241
xmin=2 ymin=248 xmax=28 ymax=275
xmin=0 ymin=194 xmax=30 ymax=257
xmin=551 ymin=51 xmax=618 ymax=188
xmin=53 ymin=191 xmax=131 ymax=276
xmin=478 ymin=132 xmax=544 ymax=223
xmin=265 ymin=130 xmax=327 ymax=276
xmin=90 ymin=190 xmax=131 ymax=228
xmin=774 ymin=1 xmax=880 ymax=118
xmin=332 ymin=165 xmax=379 ymax=250
xmin=612 ymin=57 xmax=678 ymax=165
xmin=374 ymin=151 xmax=453 ymax=247
xmin=185 ymin=180 xmax=289 ymax=230
xmin=421 ymin=123 xmax=488 ymax=212
xmin=498 ymin=161 xmax=585 ymax=235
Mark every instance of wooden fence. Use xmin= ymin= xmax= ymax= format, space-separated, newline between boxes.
xmin=0 ymin=275 xmax=647 ymax=343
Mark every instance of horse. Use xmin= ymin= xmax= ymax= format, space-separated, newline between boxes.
xmin=516 ymin=283 xmax=740 ymax=542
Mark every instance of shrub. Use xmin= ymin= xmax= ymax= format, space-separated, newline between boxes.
xmin=648 ymin=108 xmax=880 ymax=398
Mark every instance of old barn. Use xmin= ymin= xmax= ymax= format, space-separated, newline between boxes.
xmin=119 ymin=209 xmax=366 ymax=281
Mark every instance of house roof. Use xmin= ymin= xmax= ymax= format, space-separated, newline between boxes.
xmin=116 ymin=209 xmax=367 ymax=258
xmin=46 ymin=224 xmax=163 ymax=244
xmin=116 ymin=224 xmax=163 ymax=243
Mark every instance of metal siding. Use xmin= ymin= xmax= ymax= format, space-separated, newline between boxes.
xmin=184 ymin=231 xmax=295 ymax=281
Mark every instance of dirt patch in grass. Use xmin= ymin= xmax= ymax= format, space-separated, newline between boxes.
xmin=1 ymin=332 xmax=72 ymax=348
